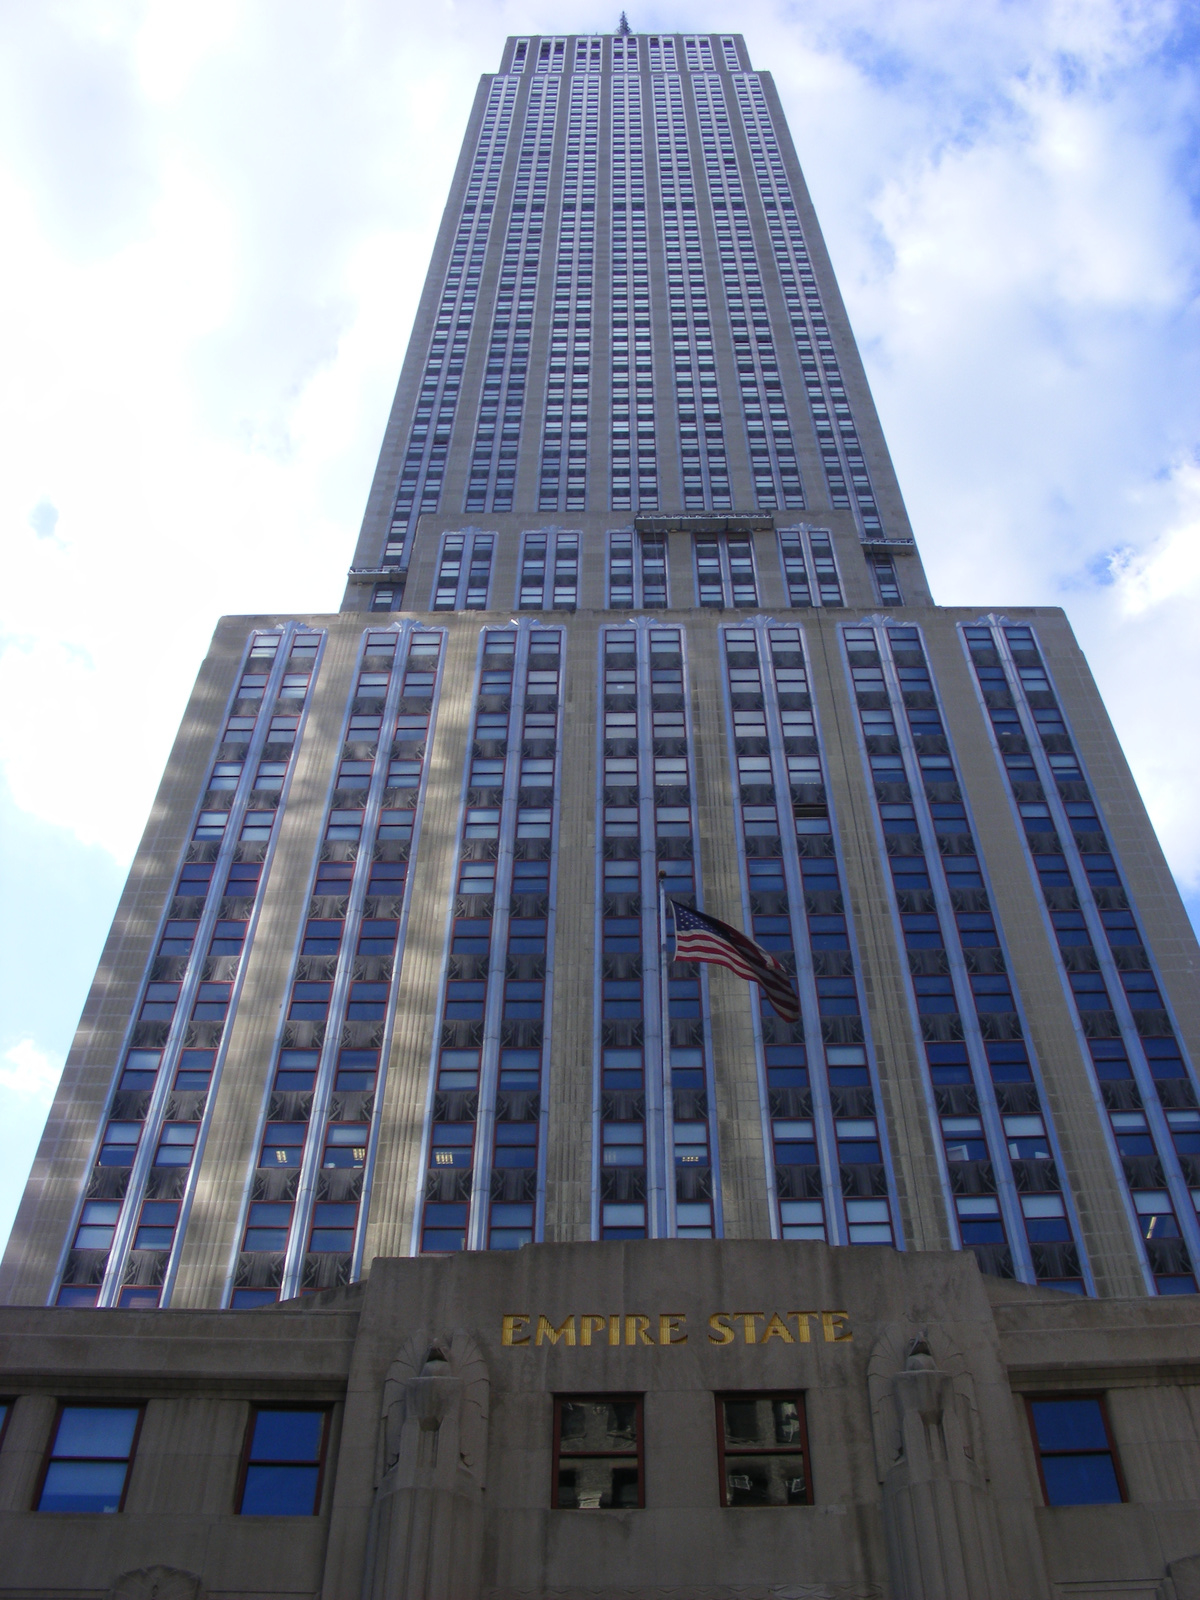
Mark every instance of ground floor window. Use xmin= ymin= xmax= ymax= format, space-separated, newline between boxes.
xmin=238 ymin=1407 xmax=330 ymax=1515
xmin=36 ymin=1404 xmax=143 ymax=1513
xmin=716 ymin=1392 xmax=811 ymax=1507
xmin=552 ymin=1394 xmax=643 ymax=1509
xmin=1025 ymin=1395 xmax=1124 ymax=1505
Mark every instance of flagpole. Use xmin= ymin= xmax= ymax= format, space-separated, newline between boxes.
xmin=658 ymin=870 xmax=675 ymax=1238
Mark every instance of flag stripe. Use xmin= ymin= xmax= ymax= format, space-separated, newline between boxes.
xmin=670 ymin=900 xmax=800 ymax=1022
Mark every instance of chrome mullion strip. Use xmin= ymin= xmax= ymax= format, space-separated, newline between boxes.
xmin=591 ymin=627 xmax=608 ymax=1238
xmin=50 ymin=626 xmax=290 ymax=1305
xmin=991 ymin=625 xmax=1200 ymax=1278
xmin=352 ymin=625 xmax=448 ymax=1280
xmin=98 ymin=622 xmax=303 ymax=1306
xmin=159 ymin=629 xmax=328 ymax=1306
xmin=960 ymin=624 xmax=1157 ymax=1289
xmin=467 ymin=622 xmax=528 ymax=1250
xmin=816 ymin=629 xmax=903 ymax=1247
xmin=874 ymin=626 xmax=1033 ymax=1283
xmin=279 ymin=622 xmax=418 ymax=1299
xmin=409 ymin=628 xmax=491 ymax=1256
xmin=750 ymin=620 xmax=844 ymax=1244
xmin=838 ymin=626 xmax=957 ymax=1245
xmin=532 ymin=624 xmax=566 ymax=1244
xmin=718 ymin=635 xmax=780 ymax=1239
xmin=636 ymin=621 xmax=669 ymax=1237
xmin=675 ymin=622 xmax=717 ymax=1236
xmin=890 ymin=624 xmax=1093 ymax=1290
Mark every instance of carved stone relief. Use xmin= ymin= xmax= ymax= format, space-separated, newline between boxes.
xmin=107 ymin=1568 xmax=202 ymax=1600
xmin=365 ymin=1327 xmax=490 ymax=1600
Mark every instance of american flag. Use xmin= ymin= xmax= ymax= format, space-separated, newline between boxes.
xmin=670 ymin=901 xmax=800 ymax=1022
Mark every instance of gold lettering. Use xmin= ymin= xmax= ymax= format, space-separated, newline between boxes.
xmin=658 ymin=1313 xmax=687 ymax=1345
xmin=503 ymin=1309 xmax=853 ymax=1348
xmin=707 ymin=1312 xmax=735 ymax=1344
xmin=535 ymin=1314 xmax=576 ymax=1346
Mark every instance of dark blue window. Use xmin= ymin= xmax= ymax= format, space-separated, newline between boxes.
xmin=494 ymin=1124 xmax=538 ymax=1167
xmin=302 ymin=919 xmax=342 ymax=955
xmin=37 ymin=1406 xmax=142 ymax=1513
xmin=1027 ymin=1397 xmax=1123 ymax=1506
xmin=309 ymin=1202 xmax=358 ymax=1252
xmin=275 ymin=1049 xmax=318 ymax=1092
xmin=347 ymin=981 xmax=388 ymax=1020
xmin=239 ymin=1408 xmax=327 ymax=1515
xmin=445 ymin=981 xmax=486 ymax=1020
xmin=504 ymin=981 xmax=544 ymax=1018
xmin=421 ymin=1202 xmax=467 ymax=1253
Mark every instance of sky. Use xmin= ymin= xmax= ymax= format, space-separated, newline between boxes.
xmin=1 ymin=0 xmax=1198 ymax=1259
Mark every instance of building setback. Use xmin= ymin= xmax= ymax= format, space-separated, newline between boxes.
xmin=0 ymin=28 xmax=1198 ymax=1600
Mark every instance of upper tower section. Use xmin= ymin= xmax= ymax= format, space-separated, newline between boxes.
xmin=342 ymin=31 xmax=928 ymax=614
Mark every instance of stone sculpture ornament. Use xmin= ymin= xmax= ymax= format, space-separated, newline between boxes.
xmin=867 ymin=1325 xmax=1008 ymax=1600
xmin=366 ymin=1327 xmax=490 ymax=1600
xmin=106 ymin=1568 xmax=202 ymax=1600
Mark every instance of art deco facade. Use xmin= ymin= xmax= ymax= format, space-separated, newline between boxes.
xmin=0 ymin=30 xmax=1198 ymax=1600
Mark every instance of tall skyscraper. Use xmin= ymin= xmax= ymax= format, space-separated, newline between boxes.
xmin=1 ymin=32 xmax=1198 ymax=1598
xmin=4 ymin=26 xmax=1198 ymax=1313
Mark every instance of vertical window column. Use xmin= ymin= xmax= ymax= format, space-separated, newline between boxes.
xmin=652 ymin=74 xmax=731 ymax=512
xmin=417 ymin=625 xmax=565 ymax=1254
xmin=869 ymin=551 xmax=903 ymax=605
xmin=595 ymin=624 xmax=721 ymax=1241
xmin=56 ymin=627 xmax=325 ymax=1309
xmin=520 ymin=530 xmax=580 ymax=610
xmin=695 ymin=535 xmax=758 ymax=608
xmin=723 ymin=624 xmax=899 ymax=1248
xmin=539 ymin=71 xmax=597 ymax=512
xmin=465 ymin=76 xmax=559 ymax=515
xmin=691 ymin=72 xmax=804 ymax=512
xmin=387 ymin=75 xmax=518 ymax=560
xmin=609 ymin=63 xmax=656 ymax=512
xmin=731 ymin=75 xmax=882 ymax=534
xmin=227 ymin=627 xmax=446 ymax=1307
xmin=965 ymin=623 xmax=1200 ymax=1294
xmin=778 ymin=529 xmax=811 ymax=606
xmin=607 ymin=530 xmax=669 ymax=609
xmin=431 ymin=532 xmax=495 ymax=611
xmin=807 ymin=530 xmax=843 ymax=605
xmin=683 ymin=36 xmax=716 ymax=71
xmin=845 ymin=624 xmax=1089 ymax=1290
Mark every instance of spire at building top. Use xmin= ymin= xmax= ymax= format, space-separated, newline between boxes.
xmin=617 ymin=12 xmax=631 ymax=36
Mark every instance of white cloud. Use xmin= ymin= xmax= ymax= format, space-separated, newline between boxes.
xmin=0 ymin=1039 xmax=62 ymax=1103
xmin=0 ymin=0 xmax=1195 ymax=994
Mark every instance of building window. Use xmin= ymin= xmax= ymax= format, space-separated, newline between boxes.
xmin=238 ymin=1407 xmax=329 ymax=1516
xmin=36 ymin=1404 xmax=143 ymax=1513
xmin=1026 ymin=1395 xmax=1124 ymax=1506
xmin=607 ymin=530 xmax=668 ymax=608
xmin=552 ymin=1395 xmax=643 ymax=1509
xmin=431 ymin=532 xmax=495 ymax=611
xmin=695 ymin=535 xmax=758 ymax=608
xmin=716 ymin=1393 xmax=811 ymax=1507
xmin=870 ymin=552 xmax=902 ymax=604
